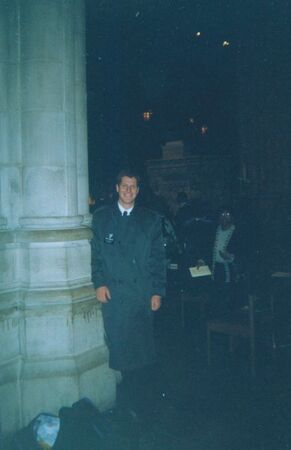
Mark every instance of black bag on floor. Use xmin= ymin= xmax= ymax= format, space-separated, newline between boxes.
xmin=12 ymin=398 xmax=119 ymax=450
xmin=53 ymin=398 xmax=118 ymax=450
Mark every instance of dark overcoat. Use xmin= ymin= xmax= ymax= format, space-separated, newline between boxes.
xmin=91 ymin=203 xmax=166 ymax=371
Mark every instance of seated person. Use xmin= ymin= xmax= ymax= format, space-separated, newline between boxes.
xmin=176 ymin=202 xmax=215 ymax=299
xmin=196 ymin=207 xmax=247 ymax=317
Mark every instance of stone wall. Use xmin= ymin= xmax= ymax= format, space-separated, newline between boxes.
xmin=0 ymin=0 xmax=114 ymax=438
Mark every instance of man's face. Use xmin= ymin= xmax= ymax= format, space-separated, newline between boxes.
xmin=116 ymin=176 xmax=139 ymax=209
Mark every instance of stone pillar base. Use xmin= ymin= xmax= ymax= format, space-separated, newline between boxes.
xmin=0 ymin=228 xmax=115 ymax=437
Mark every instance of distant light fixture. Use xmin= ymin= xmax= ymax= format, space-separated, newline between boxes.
xmin=195 ymin=31 xmax=201 ymax=37
xmin=143 ymin=110 xmax=153 ymax=121
xmin=201 ymin=125 xmax=208 ymax=135
xmin=222 ymin=40 xmax=230 ymax=47
xmin=189 ymin=117 xmax=195 ymax=124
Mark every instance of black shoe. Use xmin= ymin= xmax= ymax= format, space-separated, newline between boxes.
xmin=109 ymin=406 xmax=140 ymax=425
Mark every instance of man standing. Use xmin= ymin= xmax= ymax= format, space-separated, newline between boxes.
xmin=91 ymin=169 xmax=166 ymax=418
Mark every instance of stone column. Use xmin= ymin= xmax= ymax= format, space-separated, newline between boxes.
xmin=0 ymin=0 xmax=115 ymax=438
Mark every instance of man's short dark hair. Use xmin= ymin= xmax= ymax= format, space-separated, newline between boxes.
xmin=116 ymin=169 xmax=141 ymax=186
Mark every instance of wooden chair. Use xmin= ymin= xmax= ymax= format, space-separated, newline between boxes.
xmin=207 ymin=294 xmax=272 ymax=377
xmin=270 ymin=272 xmax=291 ymax=353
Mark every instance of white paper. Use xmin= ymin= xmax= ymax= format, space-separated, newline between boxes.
xmin=189 ymin=265 xmax=211 ymax=278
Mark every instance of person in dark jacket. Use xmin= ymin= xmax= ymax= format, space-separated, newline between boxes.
xmin=174 ymin=191 xmax=194 ymax=243
xmin=90 ymin=169 xmax=166 ymax=419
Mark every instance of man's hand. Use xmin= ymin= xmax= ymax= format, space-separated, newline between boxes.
xmin=196 ymin=259 xmax=205 ymax=268
xmin=151 ymin=295 xmax=162 ymax=311
xmin=95 ymin=286 xmax=111 ymax=303
xmin=219 ymin=250 xmax=234 ymax=261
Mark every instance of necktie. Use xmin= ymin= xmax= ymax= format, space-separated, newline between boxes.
xmin=122 ymin=211 xmax=129 ymax=217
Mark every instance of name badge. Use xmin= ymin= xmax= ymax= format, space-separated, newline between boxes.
xmin=104 ymin=233 xmax=114 ymax=244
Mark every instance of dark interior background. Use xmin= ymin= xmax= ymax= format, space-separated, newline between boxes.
xmin=85 ymin=0 xmax=291 ymax=241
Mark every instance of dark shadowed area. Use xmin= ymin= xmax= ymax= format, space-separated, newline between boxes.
xmin=83 ymin=1 xmax=291 ymax=449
